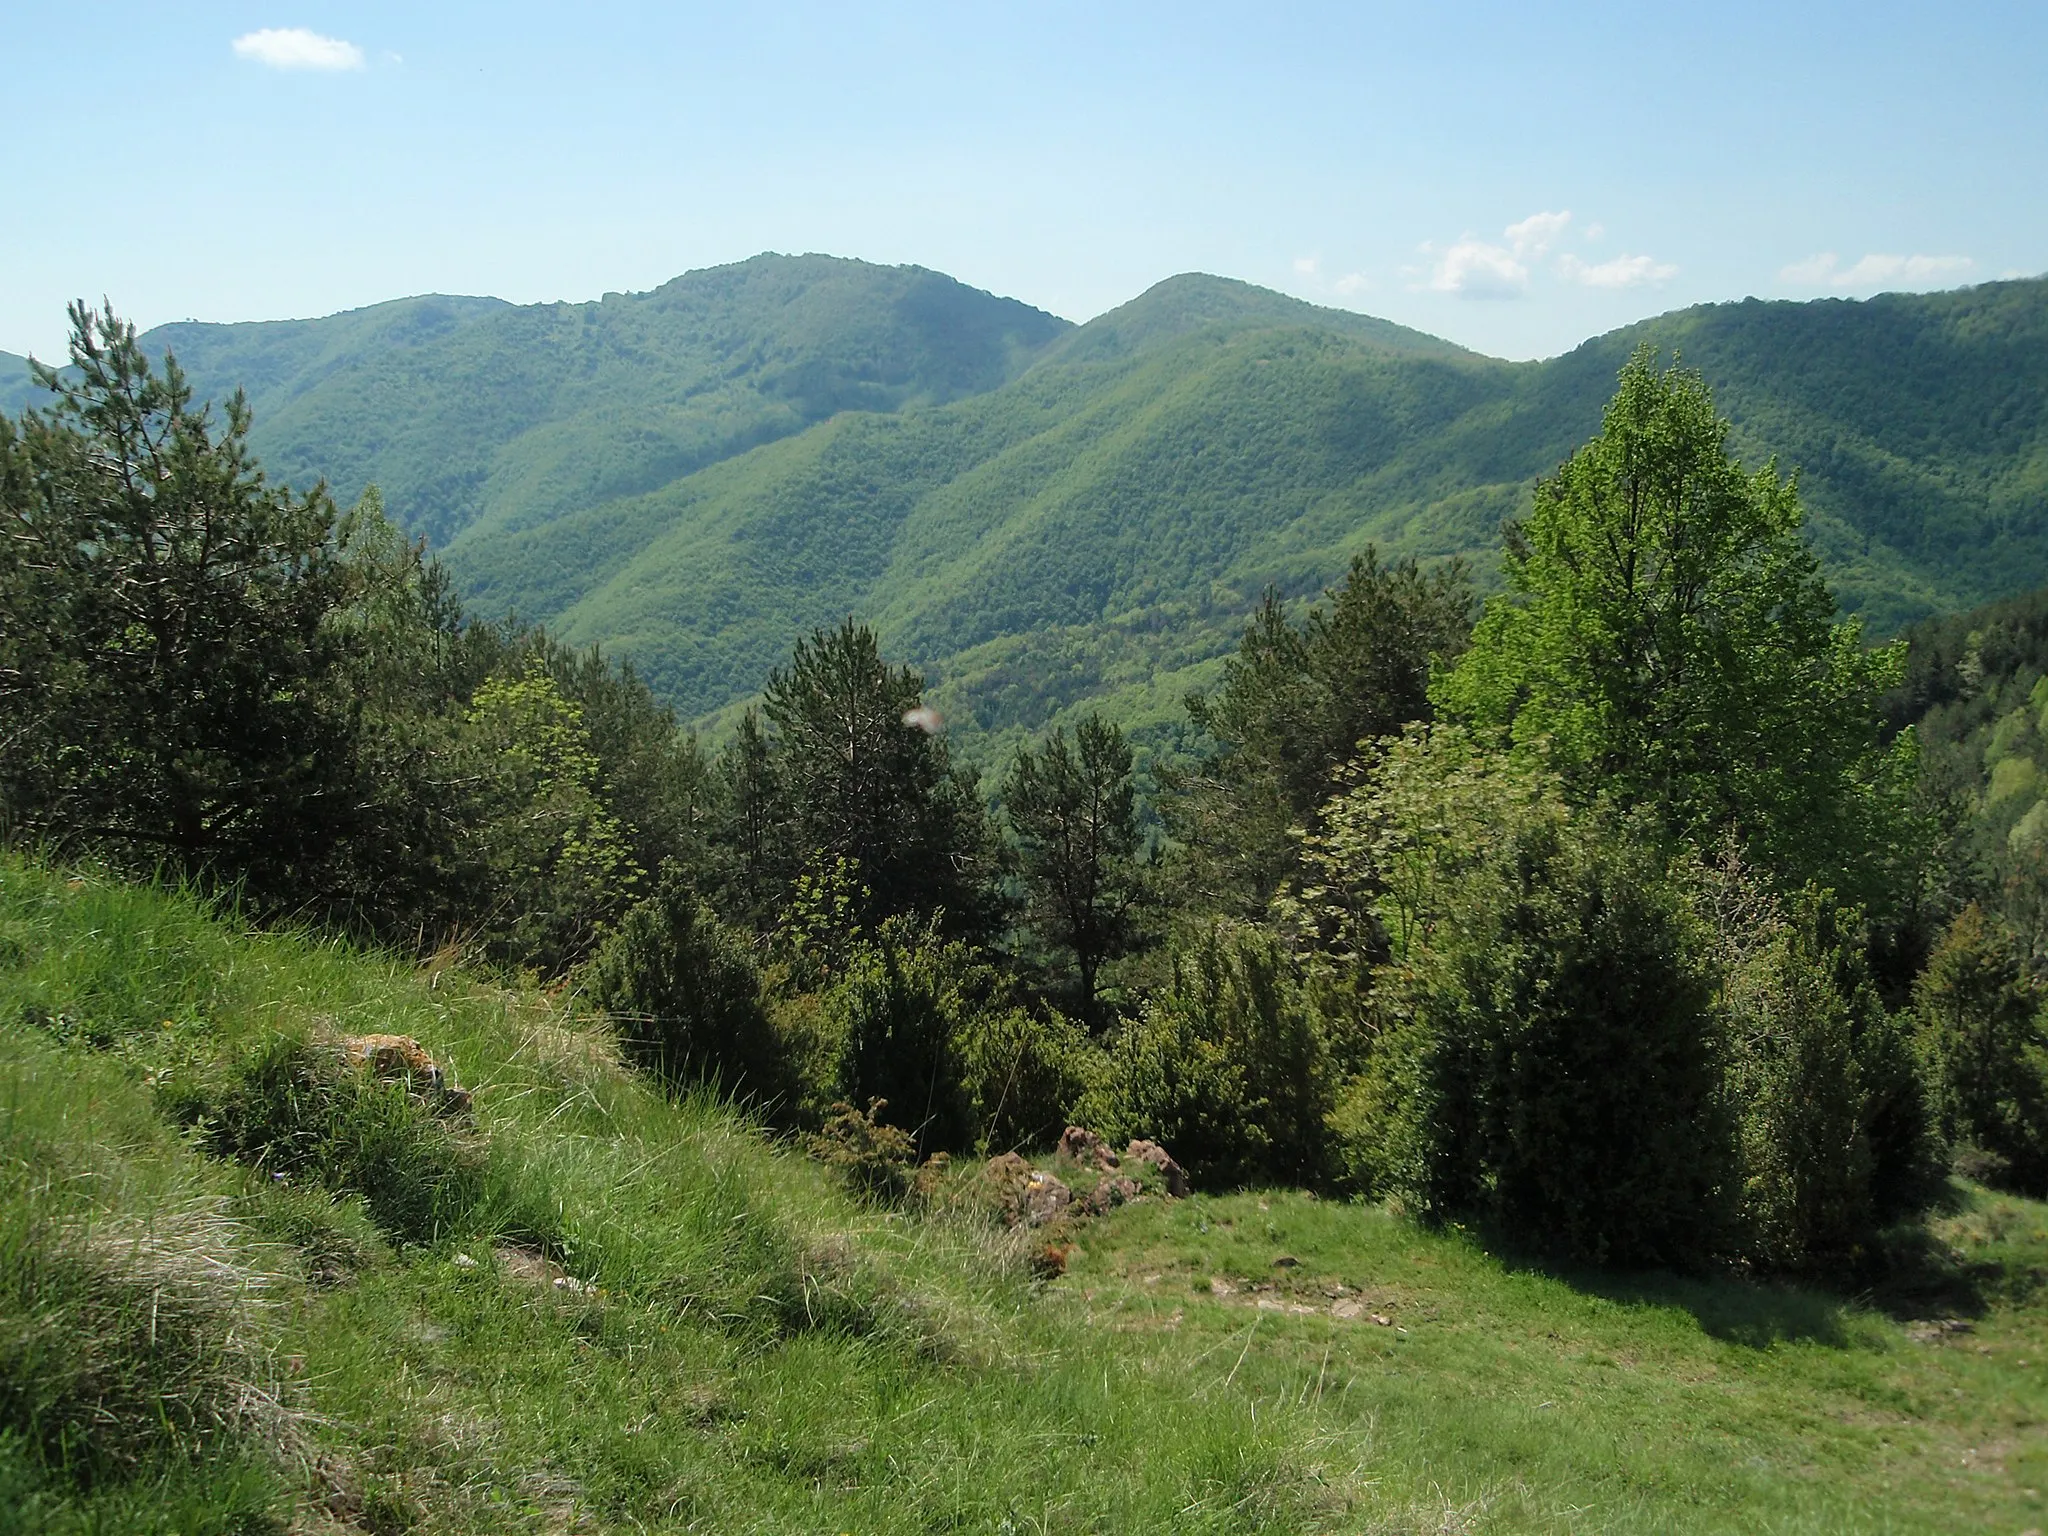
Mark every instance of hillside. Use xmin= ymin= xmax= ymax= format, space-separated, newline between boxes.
xmin=9 ymin=262 xmax=2047 ymax=747
xmin=7 ymin=856 xmax=2048 ymax=1534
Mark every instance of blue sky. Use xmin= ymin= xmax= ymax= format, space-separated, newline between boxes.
xmin=4 ymin=2 xmax=2043 ymax=360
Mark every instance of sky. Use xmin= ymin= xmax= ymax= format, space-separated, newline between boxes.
xmin=3 ymin=2 xmax=2044 ymax=362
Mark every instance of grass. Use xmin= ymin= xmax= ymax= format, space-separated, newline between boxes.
xmin=2 ymin=854 xmax=2046 ymax=1533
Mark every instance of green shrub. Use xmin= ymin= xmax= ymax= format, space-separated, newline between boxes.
xmin=583 ymin=869 xmax=791 ymax=1109
xmin=165 ymin=1035 xmax=484 ymax=1246
xmin=1321 ymin=734 xmax=1729 ymax=1266
xmin=826 ymin=918 xmax=982 ymax=1155
xmin=1080 ymin=921 xmax=1330 ymax=1189
xmin=1715 ymin=877 xmax=1940 ymax=1269
xmin=1915 ymin=905 xmax=2048 ymax=1195
xmin=957 ymin=1006 xmax=1102 ymax=1153
xmin=802 ymin=1099 xmax=923 ymax=1206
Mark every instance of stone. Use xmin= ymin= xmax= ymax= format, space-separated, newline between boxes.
xmin=1057 ymin=1126 xmax=1119 ymax=1171
xmin=1083 ymin=1174 xmax=1143 ymax=1214
xmin=1123 ymin=1139 xmax=1189 ymax=1198
xmin=340 ymin=1033 xmax=470 ymax=1115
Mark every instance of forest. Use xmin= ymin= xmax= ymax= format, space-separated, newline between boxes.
xmin=3 ymin=303 xmax=2048 ymax=1532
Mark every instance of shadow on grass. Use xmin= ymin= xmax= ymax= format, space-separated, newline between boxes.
xmin=1471 ymin=1182 xmax=2019 ymax=1349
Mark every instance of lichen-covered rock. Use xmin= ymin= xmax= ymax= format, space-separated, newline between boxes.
xmin=1057 ymin=1126 xmax=1119 ymax=1172
xmin=1124 ymin=1139 xmax=1189 ymax=1197
xmin=982 ymin=1153 xmax=1073 ymax=1227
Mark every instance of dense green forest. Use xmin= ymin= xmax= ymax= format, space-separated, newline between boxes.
xmin=5 ymin=302 xmax=2048 ymax=1531
xmin=10 ymin=257 xmax=2044 ymax=763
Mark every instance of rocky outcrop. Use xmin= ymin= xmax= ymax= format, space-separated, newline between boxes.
xmin=1123 ymin=1139 xmax=1189 ymax=1197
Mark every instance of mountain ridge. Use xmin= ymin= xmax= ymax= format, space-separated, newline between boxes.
xmin=6 ymin=259 xmax=2045 ymax=753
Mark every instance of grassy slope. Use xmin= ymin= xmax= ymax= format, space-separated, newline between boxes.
xmin=4 ymin=857 xmax=2046 ymax=1534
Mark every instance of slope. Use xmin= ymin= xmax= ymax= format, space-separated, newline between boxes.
xmin=10 ymin=255 xmax=1070 ymax=547
xmin=453 ymin=275 xmax=2048 ymax=749
xmin=7 ymin=856 xmax=2048 ymax=1533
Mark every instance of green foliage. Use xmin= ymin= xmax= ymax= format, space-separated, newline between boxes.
xmin=956 ymin=1004 xmax=1102 ymax=1153
xmin=1321 ymin=730 xmax=1729 ymax=1266
xmin=582 ymin=867 xmax=788 ymax=1107
xmin=759 ymin=619 xmax=999 ymax=935
xmin=1916 ymin=906 xmax=2048 ymax=1195
xmin=800 ymin=1099 xmax=923 ymax=1206
xmin=1165 ymin=550 xmax=1474 ymax=916
xmin=1709 ymin=869 xmax=1941 ymax=1269
xmin=1002 ymin=713 xmax=1147 ymax=1026
xmin=457 ymin=661 xmax=642 ymax=971
xmin=825 ymin=918 xmax=986 ymax=1155
xmin=0 ymin=302 xmax=355 ymax=897
xmin=1439 ymin=347 xmax=1915 ymax=912
xmin=1081 ymin=920 xmax=1331 ymax=1189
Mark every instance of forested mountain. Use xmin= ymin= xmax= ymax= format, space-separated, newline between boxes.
xmin=7 ymin=259 xmax=2046 ymax=747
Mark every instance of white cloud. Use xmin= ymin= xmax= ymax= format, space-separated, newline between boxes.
xmin=1505 ymin=209 xmax=1571 ymax=259
xmin=1293 ymin=255 xmax=1320 ymax=277
xmin=231 ymin=27 xmax=364 ymax=71
xmin=1425 ymin=238 xmax=1528 ymax=299
xmin=1584 ymin=221 xmax=1606 ymax=242
xmin=1779 ymin=251 xmax=1975 ymax=291
xmin=1333 ymin=272 xmax=1372 ymax=297
xmin=1559 ymin=252 xmax=1679 ymax=289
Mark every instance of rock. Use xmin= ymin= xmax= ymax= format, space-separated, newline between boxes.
xmin=1123 ymin=1139 xmax=1189 ymax=1197
xmin=982 ymin=1153 xmax=1073 ymax=1227
xmin=1083 ymin=1174 xmax=1143 ymax=1214
xmin=1022 ymin=1169 xmax=1073 ymax=1225
xmin=1057 ymin=1126 xmax=1120 ymax=1171
xmin=341 ymin=1033 xmax=471 ymax=1115
xmin=1272 ymin=1255 xmax=1299 ymax=1269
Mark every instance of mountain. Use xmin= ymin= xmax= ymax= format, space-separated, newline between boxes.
xmin=0 ymin=351 xmax=35 ymax=416
xmin=10 ymin=258 xmax=2048 ymax=752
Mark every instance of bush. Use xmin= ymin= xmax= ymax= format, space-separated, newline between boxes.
xmin=1322 ymin=734 xmax=1729 ymax=1267
xmin=802 ymin=1100 xmax=923 ymax=1206
xmin=826 ymin=918 xmax=984 ymax=1155
xmin=1713 ymin=874 xmax=1941 ymax=1269
xmin=957 ymin=1006 xmax=1102 ymax=1153
xmin=1081 ymin=921 xmax=1330 ymax=1189
xmin=584 ymin=869 xmax=791 ymax=1109
xmin=1915 ymin=905 xmax=2048 ymax=1195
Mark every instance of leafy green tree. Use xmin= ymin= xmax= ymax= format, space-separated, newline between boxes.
xmin=1319 ymin=728 xmax=1730 ymax=1266
xmin=762 ymin=619 xmax=997 ymax=934
xmin=458 ymin=661 xmax=642 ymax=971
xmin=1915 ymin=905 xmax=2048 ymax=1194
xmin=711 ymin=706 xmax=787 ymax=928
xmin=0 ymin=303 xmax=354 ymax=894
xmin=1438 ymin=347 xmax=1913 ymax=910
xmin=1165 ymin=550 xmax=1471 ymax=915
xmin=1003 ymin=714 xmax=1146 ymax=1028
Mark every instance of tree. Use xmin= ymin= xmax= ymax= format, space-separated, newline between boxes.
xmin=1438 ymin=347 xmax=1913 ymax=909
xmin=761 ymin=619 xmax=997 ymax=934
xmin=1003 ymin=714 xmax=1145 ymax=1028
xmin=1164 ymin=550 xmax=1472 ymax=915
xmin=0 ymin=302 xmax=354 ymax=896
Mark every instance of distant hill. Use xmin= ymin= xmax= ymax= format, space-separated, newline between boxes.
xmin=10 ymin=258 xmax=2047 ymax=752
xmin=0 ymin=351 xmax=36 ymax=416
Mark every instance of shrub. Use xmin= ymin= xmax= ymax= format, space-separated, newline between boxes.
xmin=1915 ymin=904 xmax=2048 ymax=1195
xmin=1080 ymin=920 xmax=1330 ymax=1189
xmin=825 ymin=918 xmax=982 ymax=1155
xmin=802 ymin=1100 xmax=922 ymax=1205
xmin=957 ymin=1006 xmax=1102 ymax=1153
xmin=1712 ymin=873 xmax=1941 ymax=1269
xmin=584 ymin=869 xmax=792 ymax=1109
xmin=1321 ymin=733 xmax=1730 ymax=1267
